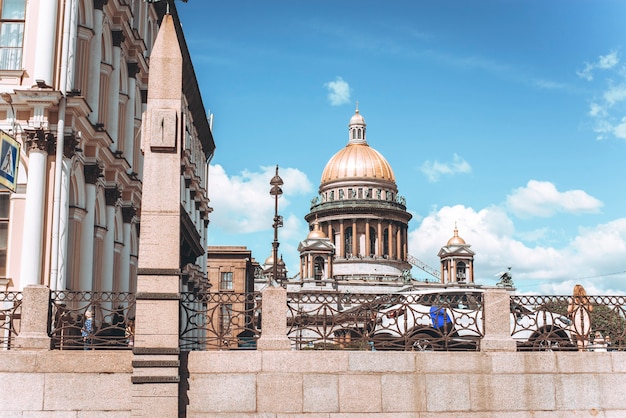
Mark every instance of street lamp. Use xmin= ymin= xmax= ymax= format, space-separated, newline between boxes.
xmin=269 ymin=165 xmax=284 ymax=286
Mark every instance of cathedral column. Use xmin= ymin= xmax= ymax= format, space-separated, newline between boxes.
xmin=377 ymin=221 xmax=383 ymax=257
xmin=365 ymin=219 xmax=370 ymax=257
xmin=440 ymin=262 xmax=445 ymax=284
xmin=395 ymin=224 xmax=401 ymax=261
xmin=451 ymin=259 xmax=456 ymax=283
xmin=124 ymin=63 xmax=139 ymax=167
xmin=352 ymin=219 xmax=357 ymax=257
xmin=387 ymin=223 xmax=393 ymax=258
xmin=107 ymin=30 xmax=124 ymax=152
xmin=102 ymin=187 xmax=120 ymax=293
xmin=339 ymin=221 xmax=345 ymax=258
xmin=78 ymin=164 xmax=102 ymax=291
xmin=19 ymin=131 xmax=53 ymax=288
xmin=327 ymin=222 xmax=332 ymax=244
xmin=87 ymin=1 xmax=105 ymax=125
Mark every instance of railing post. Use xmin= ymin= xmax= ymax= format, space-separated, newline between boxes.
xmin=257 ymin=286 xmax=291 ymax=350
xmin=14 ymin=285 xmax=51 ymax=350
xmin=481 ymin=287 xmax=516 ymax=352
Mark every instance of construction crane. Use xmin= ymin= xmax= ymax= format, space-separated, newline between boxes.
xmin=407 ymin=254 xmax=441 ymax=280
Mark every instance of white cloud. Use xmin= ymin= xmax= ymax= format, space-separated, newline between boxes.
xmin=577 ymin=50 xmax=619 ymax=81
xmin=580 ymin=51 xmax=626 ymax=141
xmin=506 ymin=180 xmax=603 ymax=218
xmin=408 ymin=205 xmax=626 ymax=294
xmin=614 ymin=118 xmax=626 ymax=139
xmin=324 ymin=76 xmax=351 ymax=106
xmin=603 ymin=83 xmax=626 ymax=106
xmin=207 ymin=164 xmax=313 ymax=234
xmin=420 ymin=153 xmax=471 ymax=182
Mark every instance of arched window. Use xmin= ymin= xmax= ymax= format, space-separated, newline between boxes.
xmin=456 ymin=261 xmax=466 ymax=282
xmin=382 ymin=229 xmax=389 ymax=258
xmin=314 ymin=256 xmax=324 ymax=284
xmin=345 ymin=228 xmax=353 ymax=257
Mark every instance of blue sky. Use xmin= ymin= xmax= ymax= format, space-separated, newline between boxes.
xmin=176 ymin=1 xmax=626 ymax=294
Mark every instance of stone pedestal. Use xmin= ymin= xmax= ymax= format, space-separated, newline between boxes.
xmin=14 ymin=285 xmax=51 ymax=350
xmin=257 ymin=286 xmax=291 ymax=350
xmin=481 ymin=287 xmax=517 ymax=352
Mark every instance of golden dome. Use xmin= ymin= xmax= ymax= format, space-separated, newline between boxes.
xmin=307 ymin=219 xmax=327 ymax=239
xmin=264 ymin=254 xmax=286 ymax=266
xmin=321 ymin=108 xmax=396 ymax=185
xmin=447 ymin=226 xmax=466 ymax=245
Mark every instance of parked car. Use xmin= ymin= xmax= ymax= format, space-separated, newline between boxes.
xmin=371 ymin=288 xmax=574 ymax=351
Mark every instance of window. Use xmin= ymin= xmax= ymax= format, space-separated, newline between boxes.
xmin=314 ymin=257 xmax=324 ymax=284
xmin=220 ymin=271 xmax=233 ymax=290
xmin=0 ymin=192 xmax=8 ymax=276
xmin=0 ymin=0 xmax=25 ymax=70
xmin=220 ymin=304 xmax=232 ymax=335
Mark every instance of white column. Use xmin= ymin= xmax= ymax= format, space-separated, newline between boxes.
xmin=32 ymin=1 xmax=59 ymax=86
xmin=55 ymin=156 xmax=73 ymax=290
xmin=78 ymin=165 xmax=100 ymax=291
xmin=19 ymin=139 xmax=49 ymax=289
xmin=107 ymin=31 xmax=123 ymax=151
xmin=87 ymin=6 xmax=104 ymax=124
xmin=101 ymin=188 xmax=118 ymax=293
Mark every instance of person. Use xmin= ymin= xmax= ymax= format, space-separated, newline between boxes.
xmin=592 ymin=331 xmax=606 ymax=352
xmin=605 ymin=335 xmax=613 ymax=352
xmin=567 ymin=284 xmax=593 ymax=351
xmin=125 ymin=318 xmax=135 ymax=348
xmin=81 ymin=310 xmax=94 ymax=350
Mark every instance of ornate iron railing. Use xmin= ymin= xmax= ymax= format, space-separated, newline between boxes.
xmin=511 ymin=295 xmax=626 ymax=352
xmin=286 ymin=291 xmax=483 ymax=351
xmin=0 ymin=291 xmax=22 ymax=349
xmin=49 ymin=291 xmax=135 ymax=350
xmin=179 ymin=292 xmax=261 ymax=351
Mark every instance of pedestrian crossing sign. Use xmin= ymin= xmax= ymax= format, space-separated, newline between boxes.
xmin=0 ymin=130 xmax=20 ymax=192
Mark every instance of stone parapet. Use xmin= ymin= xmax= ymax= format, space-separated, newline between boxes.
xmin=257 ymin=286 xmax=291 ymax=350
xmin=13 ymin=285 xmax=51 ymax=350
xmin=481 ymin=287 xmax=517 ymax=352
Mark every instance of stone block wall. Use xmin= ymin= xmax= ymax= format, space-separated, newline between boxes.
xmin=0 ymin=349 xmax=625 ymax=416
xmin=183 ymin=350 xmax=626 ymax=417
xmin=0 ymin=351 xmax=133 ymax=416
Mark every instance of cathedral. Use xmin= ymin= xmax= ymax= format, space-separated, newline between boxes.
xmin=258 ymin=107 xmax=477 ymax=293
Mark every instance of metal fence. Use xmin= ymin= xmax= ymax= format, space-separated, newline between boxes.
xmin=511 ymin=295 xmax=626 ymax=352
xmin=287 ymin=291 xmax=484 ymax=351
xmin=49 ymin=291 xmax=135 ymax=350
xmin=0 ymin=291 xmax=22 ymax=349
xmin=179 ymin=291 xmax=261 ymax=351
xmin=17 ymin=289 xmax=626 ymax=353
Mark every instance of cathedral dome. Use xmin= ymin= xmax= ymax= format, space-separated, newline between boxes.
xmin=307 ymin=219 xmax=327 ymax=239
xmin=447 ymin=226 xmax=466 ymax=245
xmin=320 ymin=108 xmax=396 ymax=185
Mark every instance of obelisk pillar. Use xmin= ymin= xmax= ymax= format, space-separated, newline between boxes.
xmin=131 ymin=14 xmax=183 ymax=417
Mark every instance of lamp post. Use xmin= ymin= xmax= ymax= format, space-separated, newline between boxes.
xmin=269 ymin=165 xmax=283 ymax=286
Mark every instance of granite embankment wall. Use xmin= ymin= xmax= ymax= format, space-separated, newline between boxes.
xmin=0 ymin=350 xmax=625 ymax=417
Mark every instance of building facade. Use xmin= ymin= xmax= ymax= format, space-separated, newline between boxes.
xmin=0 ymin=0 xmax=214 ymax=293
